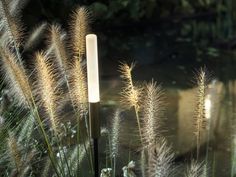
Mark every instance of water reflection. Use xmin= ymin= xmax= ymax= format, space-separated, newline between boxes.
xmin=101 ymin=75 xmax=236 ymax=176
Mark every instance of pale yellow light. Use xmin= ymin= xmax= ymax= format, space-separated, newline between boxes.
xmin=86 ymin=34 xmax=100 ymax=103
xmin=205 ymin=94 xmax=211 ymax=119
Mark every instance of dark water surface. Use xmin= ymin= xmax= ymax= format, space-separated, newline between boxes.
xmin=98 ymin=22 xmax=236 ymax=176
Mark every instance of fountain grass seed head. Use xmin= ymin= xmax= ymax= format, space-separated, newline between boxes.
xmin=119 ymin=62 xmax=142 ymax=111
xmin=35 ymin=51 xmax=60 ymax=134
xmin=111 ymin=109 xmax=121 ymax=158
xmin=185 ymin=160 xmax=204 ymax=177
xmin=24 ymin=22 xmax=47 ymax=51
xmin=0 ymin=46 xmax=32 ymax=107
xmin=69 ymin=58 xmax=88 ymax=114
xmin=70 ymin=6 xmax=90 ymax=59
xmin=0 ymin=0 xmax=23 ymax=47
xmin=49 ymin=24 xmax=69 ymax=72
xmin=194 ymin=67 xmax=210 ymax=159
xmin=148 ymin=138 xmax=174 ymax=177
xmin=7 ymin=132 xmax=22 ymax=171
xmin=141 ymin=81 xmax=165 ymax=149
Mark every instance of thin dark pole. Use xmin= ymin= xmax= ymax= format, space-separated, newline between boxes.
xmin=89 ymin=102 xmax=100 ymax=177
xmin=93 ymin=138 xmax=99 ymax=177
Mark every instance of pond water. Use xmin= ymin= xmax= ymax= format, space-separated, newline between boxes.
xmin=97 ymin=21 xmax=236 ymax=176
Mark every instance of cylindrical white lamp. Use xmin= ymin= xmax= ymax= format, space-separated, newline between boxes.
xmin=86 ymin=34 xmax=100 ymax=177
xmin=86 ymin=34 xmax=100 ymax=103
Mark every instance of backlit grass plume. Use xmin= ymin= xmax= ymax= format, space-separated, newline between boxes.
xmin=141 ymin=81 xmax=165 ymax=148
xmin=148 ymin=138 xmax=174 ymax=177
xmin=7 ymin=132 xmax=22 ymax=172
xmin=69 ymin=59 xmax=88 ymax=114
xmin=111 ymin=109 xmax=121 ymax=158
xmin=70 ymin=6 xmax=89 ymax=59
xmin=49 ymin=24 xmax=68 ymax=73
xmin=9 ymin=0 xmax=29 ymax=16
xmin=185 ymin=160 xmax=204 ymax=177
xmin=24 ymin=22 xmax=47 ymax=51
xmin=119 ymin=62 xmax=143 ymax=141
xmin=194 ymin=67 xmax=208 ymax=159
xmin=35 ymin=51 xmax=60 ymax=134
xmin=0 ymin=0 xmax=23 ymax=46
xmin=0 ymin=46 xmax=32 ymax=107
xmin=111 ymin=109 xmax=121 ymax=176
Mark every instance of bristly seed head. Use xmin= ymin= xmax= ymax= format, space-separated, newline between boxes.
xmin=69 ymin=59 xmax=88 ymax=115
xmin=185 ymin=160 xmax=204 ymax=177
xmin=148 ymin=138 xmax=174 ymax=177
xmin=35 ymin=51 xmax=60 ymax=134
xmin=119 ymin=62 xmax=142 ymax=111
xmin=0 ymin=46 xmax=32 ymax=107
xmin=111 ymin=109 xmax=121 ymax=158
xmin=194 ymin=67 xmax=209 ymax=134
xmin=49 ymin=24 xmax=68 ymax=72
xmin=141 ymin=81 xmax=165 ymax=149
xmin=70 ymin=6 xmax=90 ymax=59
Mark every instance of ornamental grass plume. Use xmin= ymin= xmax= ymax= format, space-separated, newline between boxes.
xmin=119 ymin=62 xmax=143 ymax=141
xmin=140 ymin=150 xmax=147 ymax=177
xmin=49 ymin=24 xmax=68 ymax=73
xmin=7 ymin=132 xmax=22 ymax=172
xmin=0 ymin=0 xmax=23 ymax=47
xmin=194 ymin=67 xmax=209 ymax=159
xmin=35 ymin=51 xmax=60 ymax=134
xmin=0 ymin=46 xmax=32 ymax=107
xmin=111 ymin=109 xmax=121 ymax=158
xmin=185 ymin=160 xmax=204 ymax=177
xmin=111 ymin=109 xmax=121 ymax=176
xmin=0 ymin=0 xmax=24 ymax=67
xmin=148 ymin=138 xmax=174 ymax=177
xmin=69 ymin=58 xmax=88 ymax=114
xmin=24 ymin=22 xmax=48 ymax=51
xmin=119 ymin=62 xmax=140 ymax=110
xmin=141 ymin=81 xmax=165 ymax=149
xmin=9 ymin=0 xmax=29 ymax=16
xmin=70 ymin=6 xmax=90 ymax=59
